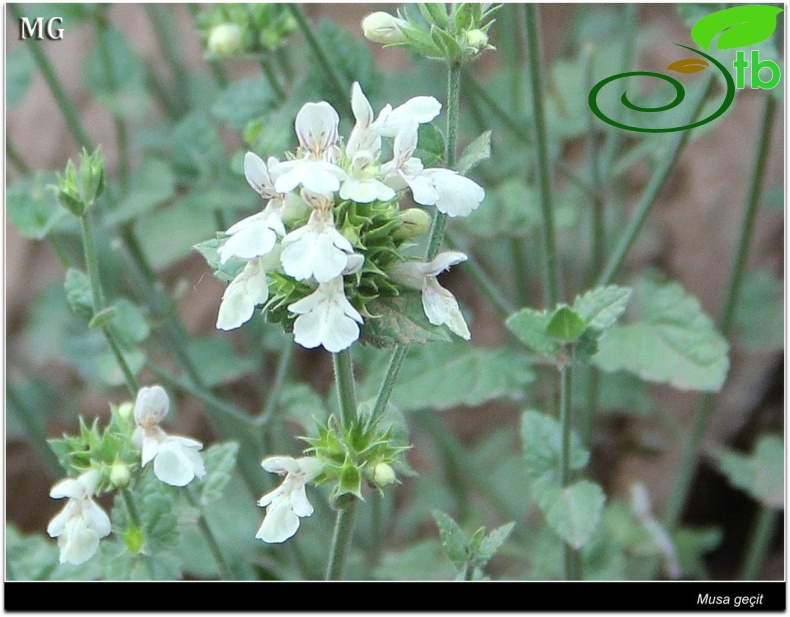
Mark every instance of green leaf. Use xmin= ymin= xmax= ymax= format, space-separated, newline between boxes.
xmin=734 ymin=270 xmax=783 ymax=353
xmin=477 ymin=521 xmax=516 ymax=566
xmin=84 ymin=27 xmax=146 ymax=94
xmin=212 ymin=78 xmax=277 ymax=131
xmin=105 ymin=158 xmax=176 ymax=226
xmin=108 ymin=299 xmax=150 ymax=347
xmin=365 ymin=343 xmax=533 ymax=412
xmin=361 ymin=291 xmax=453 ymax=348
xmin=64 ymin=268 xmax=94 ymax=320
xmin=373 ymin=540 xmax=456 ymax=580
xmin=521 ymin=410 xmax=588 ymax=480
xmin=547 ymin=306 xmax=586 ymax=342
xmin=593 ymin=276 xmax=729 ymax=392
xmin=199 ymin=442 xmax=240 ymax=505
xmin=506 ymin=308 xmax=562 ymax=358
xmin=533 ymin=475 xmax=606 ymax=549
xmin=170 ymin=111 xmax=226 ymax=180
xmin=457 ymin=130 xmax=492 ymax=175
xmin=7 ymin=173 xmax=65 ymax=240
xmin=6 ymin=525 xmax=99 ymax=581
xmin=7 ymin=44 xmax=34 ymax=106
xmin=691 ymin=5 xmax=783 ymax=50
xmin=88 ymin=306 xmax=117 ymax=330
xmin=573 ymin=286 xmax=632 ymax=332
xmin=278 ymin=383 xmax=326 ymax=431
xmin=96 ymin=347 xmax=145 ymax=386
xmin=432 ymin=510 xmax=468 ymax=568
xmin=187 ymin=336 xmax=255 ymax=387
xmin=414 ymin=123 xmax=446 ymax=168
xmin=673 ymin=526 xmax=722 ymax=579
xmin=715 ymin=434 xmax=783 ymax=508
xmin=460 ymin=179 xmax=541 ymax=238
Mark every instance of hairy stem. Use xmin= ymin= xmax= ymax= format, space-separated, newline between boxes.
xmin=739 ymin=505 xmax=778 ymax=580
xmin=287 ymin=5 xmax=346 ymax=96
xmin=145 ymin=4 xmax=191 ymax=114
xmin=325 ymin=499 xmax=357 ymax=580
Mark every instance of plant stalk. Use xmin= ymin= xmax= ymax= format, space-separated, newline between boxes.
xmin=325 ymin=500 xmax=358 ymax=580
xmin=260 ymin=56 xmax=286 ymax=101
xmin=183 ymin=487 xmax=233 ymax=580
xmin=286 ymin=4 xmax=346 ymax=96
xmin=739 ymin=505 xmax=778 ymax=580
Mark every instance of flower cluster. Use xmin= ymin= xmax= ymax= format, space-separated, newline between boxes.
xmin=207 ymin=82 xmax=484 ymax=352
xmin=45 ymin=385 xmax=206 ymax=565
xmin=197 ymin=4 xmax=296 ymax=59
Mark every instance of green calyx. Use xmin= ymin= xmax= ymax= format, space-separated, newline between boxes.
xmin=303 ymin=414 xmax=409 ymax=500
xmin=51 ymin=148 xmax=105 ymax=217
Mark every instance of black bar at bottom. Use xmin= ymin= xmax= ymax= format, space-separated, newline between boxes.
xmin=4 ymin=581 xmax=786 ymax=611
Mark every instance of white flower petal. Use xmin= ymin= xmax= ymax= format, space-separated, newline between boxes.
xmin=262 ymin=455 xmax=303 ymax=475
xmin=84 ymin=500 xmax=112 ymax=538
xmin=289 ymin=278 xmax=362 ymax=352
xmin=218 ymin=216 xmax=279 ymax=264
xmin=140 ymin=431 xmax=163 ymax=467
xmin=427 ymin=169 xmax=485 ymax=217
xmin=256 ymin=500 xmax=300 ymax=543
xmin=133 ymin=386 xmax=169 ymax=428
xmin=49 ymin=478 xmax=82 ymax=500
xmin=374 ymin=96 xmax=441 ymax=137
xmin=47 ymin=503 xmax=74 ymax=537
xmin=280 ymin=212 xmax=352 ymax=283
xmin=216 ymin=285 xmax=255 ymax=331
xmin=289 ymin=486 xmax=315 ymax=518
xmin=59 ymin=521 xmax=100 ymax=565
xmin=295 ymin=102 xmax=340 ymax=155
xmin=340 ymin=177 xmax=396 ymax=204
xmin=422 ymin=279 xmax=470 ymax=340
xmin=244 ymin=151 xmax=273 ymax=195
xmin=426 ymin=251 xmax=468 ymax=276
xmin=153 ymin=440 xmax=199 ymax=487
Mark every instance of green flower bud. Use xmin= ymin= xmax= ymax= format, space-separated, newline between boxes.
xmin=465 ymin=28 xmax=489 ymax=51
xmin=110 ymin=462 xmax=131 ymax=488
xmin=116 ymin=401 xmax=134 ymax=420
xmin=361 ymin=11 xmax=408 ymax=45
xmin=371 ymin=462 xmax=397 ymax=487
xmin=122 ymin=526 xmax=145 ymax=554
xmin=393 ymin=208 xmax=432 ymax=239
xmin=208 ymin=23 xmax=243 ymax=58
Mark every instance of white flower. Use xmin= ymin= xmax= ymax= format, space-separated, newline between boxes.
xmin=217 ymin=208 xmax=285 ymax=265
xmin=280 ymin=206 xmax=353 ymax=283
xmin=216 ymin=256 xmax=272 ymax=330
xmin=256 ymin=456 xmax=323 ymax=543
xmin=289 ymin=276 xmax=363 ymax=352
xmin=47 ymin=470 xmax=111 ymax=565
xmin=339 ymin=151 xmax=396 ymax=203
xmin=133 ymin=386 xmax=206 ymax=487
xmin=389 ymin=251 xmax=471 ymax=339
xmin=383 ymin=122 xmax=485 ymax=217
xmin=271 ymin=102 xmax=347 ymax=196
xmin=346 ymin=82 xmax=381 ymax=158
xmin=361 ymin=11 xmax=409 ymax=45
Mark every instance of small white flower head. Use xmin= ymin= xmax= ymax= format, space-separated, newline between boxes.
xmin=346 ymin=82 xmax=381 ymax=158
xmin=280 ymin=205 xmax=354 ymax=283
xmin=47 ymin=470 xmax=111 ymax=565
xmin=389 ymin=251 xmax=471 ymax=339
xmin=133 ymin=386 xmax=206 ymax=487
xmin=216 ymin=256 xmax=272 ymax=330
xmin=244 ymin=152 xmax=284 ymax=204
xmin=217 ymin=208 xmax=285 ymax=265
xmin=339 ymin=151 xmax=396 ymax=204
xmin=424 ymin=168 xmax=486 ymax=217
xmin=371 ymin=95 xmax=442 ymax=138
xmin=208 ymin=23 xmax=243 ymax=58
xmin=361 ymin=11 xmax=409 ymax=45
xmin=289 ymin=276 xmax=363 ymax=353
xmin=256 ymin=456 xmax=323 ymax=543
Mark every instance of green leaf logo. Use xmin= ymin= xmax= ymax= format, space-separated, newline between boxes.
xmin=691 ymin=5 xmax=783 ymax=50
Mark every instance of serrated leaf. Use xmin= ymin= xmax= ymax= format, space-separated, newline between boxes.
xmin=691 ymin=5 xmax=782 ymax=50
xmin=593 ymin=277 xmax=729 ymax=392
xmin=547 ymin=306 xmax=586 ymax=342
xmin=366 ymin=343 xmax=533 ymax=412
xmin=533 ymin=475 xmax=606 ymax=549
xmin=432 ymin=510 xmax=468 ymax=568
xmin=521 ymin=410 xmax=589 ymax=480
xmin=666 ymin=58 xmax=709 ymax=74
xmin=734 ymin=270 xmax=783 ymax=352
xmin=199 ymin=442 xmax=240 ymax=505
xmin=573 ymin=286 xmax=632 ymax=332
xmin=457 ymin=130 xmax=492 ymax=175
xmin=506 ymin=308 xmax=562 ymax=358
xmin=715 ymin=434 xmax=783 ymax=508
xmin=361 ymin=292 xmax=453 ymax=348
xmin=477 ymin=522 xmax=516 ymax=565
xmin=64 ymin=268 xmax=94 ymax=320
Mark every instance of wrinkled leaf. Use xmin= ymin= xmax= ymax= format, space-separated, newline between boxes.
xmin=134 ymin=202 xmax=218 ymax=270
xmin=199 ymin=442 xmax=240 ymax=505
xmin=108 ymin=299 xmax=150 ymax=347
xmin=521 ymin=410 xmax=589 ymax=480
xmin=533 ymin=475 xmax=606 ymax=549
xmin=7 ymin=173 xmax=65 ymax=240
xmin=457 ymin=130 xmax=492 ymax=175
xmin=593 ymin=277 xmax=729 ymax=391
xmin=361 ymin=292 xmax=453 ymax=348
xmin=547 ymin=306 xmax=586 ymax=342
xmin=573 ymin=286 xmax=632 ymax=332
xmin=506 ymin=308 xmax=562 ymax=358
xmin=477 ymin=522 xmax=516 ymax=566
xmin=691 ymin=5 xmax=783 ymax=50
xmin=64 ymin=268 xmax=94 ymax=320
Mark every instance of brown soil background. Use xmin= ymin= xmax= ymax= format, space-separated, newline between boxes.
xmin=5 ymin=4 xmax=785 ymax=579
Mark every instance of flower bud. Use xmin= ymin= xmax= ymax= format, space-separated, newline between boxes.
xmin=465 ymin=29 xmax=489 ymax=51
xmin=393 ymin=208 xmax=432 ymax=239
xmin=110 ymin=462 xmax=131 ymax=488
xmin=116 ymin=401 xmax=134 ymax=420
xmin=371 ymin=462 xmax=397 ymax=488
xmin=208 ymin=23 xmax=243 ymax=58
xmin=361 ymin=12 xmax=408 ymax=45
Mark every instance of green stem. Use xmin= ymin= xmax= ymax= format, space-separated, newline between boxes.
xmin=275 ymin=47 xmax=294 ymax=82
xmin=596 ymin=78 xmax=713 ymax=287
xmin=260 ymin=56 xmax=286 ymax=101
xmin=739 ymin=505 xmax=778 ymax=580
xmin=663 ymin=95 xmax=776 ymax=529
xmin=7 ymin=141 xmax=30 ymax=176
xmin=145 ymin=4 xmax=191 ymax=114
xmin=369 ymin=491 xmax=384 ymax=570
xmin=6 ymin=385 xmax=62 ymax=478
xmin=287 ymin=4 xmax=346 ymax=96
xmin=183 ymin=487 xmax=233 ymax=579
xmin=559 ymin=358 xmax=581 ymax=580
xmin=50 ymin=235 xmax=72 ymax=269
xmin=11 ymin=2 xmax=93 ymax=151
xmin=121 ymin=488 xmax=155 ymax=578
xmin=371 ymin=346 xmax=407 ymax=423
xmin=333 ymin=350 xmax=358 ymax=428
xmin=524 ymin=4 xmax=560 ymax=308
xmin=258 ymin=340 xmax=294 ymax=426
xmin=325 ymin=499 xmax=357 ymax=580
